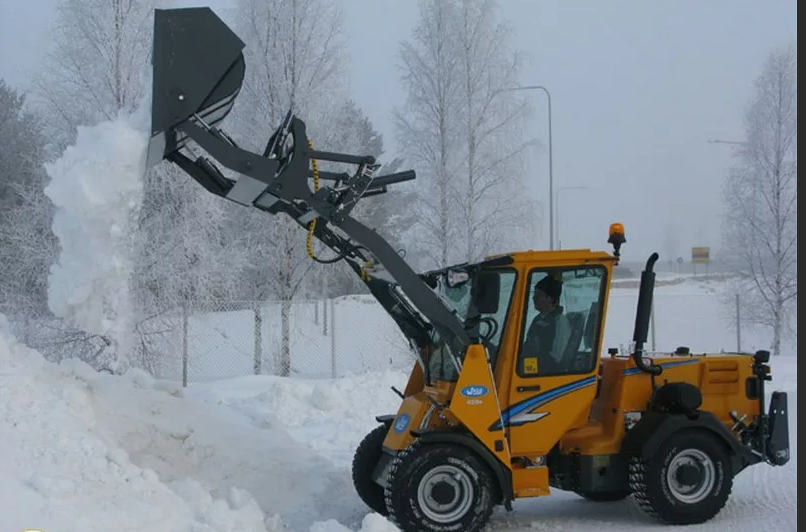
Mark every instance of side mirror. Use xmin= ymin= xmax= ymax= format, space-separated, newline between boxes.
xmin=472 ymin=272 xmax=500 ymax=314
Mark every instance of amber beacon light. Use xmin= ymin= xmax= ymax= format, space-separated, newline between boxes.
xmin=607 ymin=223 xmax=626 ymax=259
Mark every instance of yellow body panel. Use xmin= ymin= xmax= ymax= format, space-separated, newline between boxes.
xmin=507 ymin=373 xmax=599 ymax=456
xmin=382 ymin=393 xmax=433 ymax=451
xmin=450 ymin=344 xmax=512 ymax=467
xmin=561 ymin=354 xmax=762 ymax=455
xmin=512 ymin=465 xmax=549 ymax=497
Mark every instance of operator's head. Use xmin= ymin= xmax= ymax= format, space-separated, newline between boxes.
xmin=533 ymin=274 xmax=562 ymax=313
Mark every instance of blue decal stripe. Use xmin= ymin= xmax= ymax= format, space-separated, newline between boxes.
xmin=491 ymin=375 xmax=597 ymax=430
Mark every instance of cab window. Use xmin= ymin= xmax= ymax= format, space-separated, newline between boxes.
xmin=517 ymin=266 xmax=606 ymax=377
xmin=427 ymin=268 xmax=517 ymax=382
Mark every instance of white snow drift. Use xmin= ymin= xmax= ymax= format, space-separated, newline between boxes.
xmin=0 ymin=317 xmax=402 ymax=532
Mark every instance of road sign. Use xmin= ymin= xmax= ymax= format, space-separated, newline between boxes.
xmin=691 ymin=246 xmax=710 ymax=264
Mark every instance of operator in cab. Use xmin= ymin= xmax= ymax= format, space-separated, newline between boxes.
xmin=522 ymin=274 xmax=572 ymax=374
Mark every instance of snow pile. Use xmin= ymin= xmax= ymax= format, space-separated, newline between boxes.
xmin=0 ymin=322 xmax=401 ymax=532
xmin=43 ymin=93 xmax=151 ymax=365
xmin=0 ymin=327 xmax=272 ymax=532
xmin=188 ymin=369 xmax=408 ymax=467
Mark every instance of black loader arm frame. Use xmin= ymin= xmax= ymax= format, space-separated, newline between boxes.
xmin=145 ymin=7 xmax=471 ymax=353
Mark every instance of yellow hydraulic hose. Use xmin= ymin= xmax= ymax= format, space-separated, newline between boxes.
xmin=306 ymin=136 xmax=320 ymax=260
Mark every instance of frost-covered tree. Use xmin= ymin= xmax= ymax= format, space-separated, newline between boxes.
xmin=721 ymin=43 xmax=797 ymax=356
xmin=454 ymin=0 xmax=534 ymax=262
xmin=29 ymin=0 xmax=245 ymax=373
xmin=0 ymin=80 xmax=55 ymax=322
xmin=395 ymin=0 xmax=462 ymax=269
xmin=226 ymin=0 xmax=350 ymax=375
xmin=31 ymin=0 xmax=170 ymax=148
xmin=395 ymin=0 xmax=534 ymax=268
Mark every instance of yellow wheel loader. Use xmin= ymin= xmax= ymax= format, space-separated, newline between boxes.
xmin=145 ymin=8 xmax=790 ymax=532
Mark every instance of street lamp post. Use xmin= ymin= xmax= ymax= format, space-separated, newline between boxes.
xmin=556 ymin=186 xmax=587 ymax=250
xmin=507 ymin=85 xmax=554 ymax=249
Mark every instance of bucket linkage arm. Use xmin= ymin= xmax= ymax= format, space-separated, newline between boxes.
xmin=146 ymin=7 xmax=471 ymax=353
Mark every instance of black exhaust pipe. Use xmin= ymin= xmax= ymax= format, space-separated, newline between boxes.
xmin=632 ymin=252 xmax=662 ymax=375
xmin=147 ymin=7 xmax=246 ymax=167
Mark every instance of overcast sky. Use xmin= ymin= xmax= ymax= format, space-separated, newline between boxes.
xmin=0 ymin=0 xmax=797 ymax=262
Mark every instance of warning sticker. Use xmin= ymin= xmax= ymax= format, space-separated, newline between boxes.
xmin=523 ymin=357 xmax=538 ymax=374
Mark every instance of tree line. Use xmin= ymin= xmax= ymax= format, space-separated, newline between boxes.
xmin=0 ymin=0 xmax=795 ymax=370
xmin=0 ymin=0 xmax=536 ymax=372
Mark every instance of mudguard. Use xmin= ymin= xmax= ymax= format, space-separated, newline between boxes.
xmin=375 ymin=414 xmax=396 ymax=427
xmin=766 ymin=391 xmax=790 ymax=466
xmin=412 ymin=428 xmax=514 ymax=509
xmin=621 ymin=410 xmax=762 ymax=473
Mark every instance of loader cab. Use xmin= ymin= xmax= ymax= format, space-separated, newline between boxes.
xmin=421 ymin=250 xmax=612 ymax=378
xmin=415 ymin=249 xmax=615 ymax=457
xmin=492 ymin=252 xmax=615 ymax=457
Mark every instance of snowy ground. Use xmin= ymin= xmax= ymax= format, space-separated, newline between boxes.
xmin=0 ymin=276 xmax=797 ymax=532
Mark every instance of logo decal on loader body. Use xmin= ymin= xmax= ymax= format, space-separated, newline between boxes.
xmin=461 ymin=385 xmax=489 ymax=398
xmin=393 ymin=413 xmax=410 ymax=433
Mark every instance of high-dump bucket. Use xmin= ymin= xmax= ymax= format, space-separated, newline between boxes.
xmin=146 ymin=7 xmax=246 ymax=167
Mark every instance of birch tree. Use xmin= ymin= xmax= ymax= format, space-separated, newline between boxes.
xmin=394 ymin=0 xmax=462 ymax=269
xmin=396 ymin=0 xmax=534 ymax=268
xmin=227 ymin=0 xmax=349 ymax=375
xmin=31 ymin=0 xmax=168 ymax=148
xmin=721 ymin=43 xmax=797 ymax=356
xmin=454 ymin=0 xmax=534 ymax=262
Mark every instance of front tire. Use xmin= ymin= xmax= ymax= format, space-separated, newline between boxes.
xmin=384 ymin=442 xmax=496 ymax=532
xmin=352 ymin=424 xmax=390 ymax=515
xmin=629 ymin=429 xmax=734 ymax=525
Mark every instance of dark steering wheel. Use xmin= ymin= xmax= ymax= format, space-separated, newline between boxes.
xmin=478 ymin=316 xmax=499 ymax=343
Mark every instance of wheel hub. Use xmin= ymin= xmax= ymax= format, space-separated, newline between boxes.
xmin=675 ymin=463 xmax=702 ymax=486
xmin=430 ymin=481 xmax=457 ymax=505
xmin=666 ymin=449 xmax=715 ymax=504
xmin=417 ymin=464 xmax=474 ymax=523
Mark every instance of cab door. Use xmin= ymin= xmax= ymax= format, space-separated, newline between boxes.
xmin=503 ymin=265 xmax=607 ymax=457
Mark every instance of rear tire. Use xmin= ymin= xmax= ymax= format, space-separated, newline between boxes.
xmin=629 ymin=429 xmax=733 ymax=525
xmin=352 ymin=424 xmax=390 ymax=515
xmin=384 ymin=442 xmax=496 ymax=532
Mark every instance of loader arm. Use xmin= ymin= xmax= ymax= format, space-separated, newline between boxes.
xmin=145 ymin=7 xmax=471 ymax=355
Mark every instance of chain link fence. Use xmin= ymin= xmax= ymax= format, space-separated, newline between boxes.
xmin=174 ymin=291 xmax=790 ymax=386
xmin=171 ymin=296 xmax=414 ymax=385
xmin=4 ymin=290 xmax=793 ymax=386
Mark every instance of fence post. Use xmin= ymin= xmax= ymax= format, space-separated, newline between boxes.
xmin=182 ymin=302 xmax=189 ymax=388
xmin=330 ymin=298 xmax=336 ymax=378
xmin=736 ymin=293 xmax=741 ymax=352
xmin=323 ymin=297 xmax=328 ymax=335
xmin=253 ymin=301 xmax=263 ymax=375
